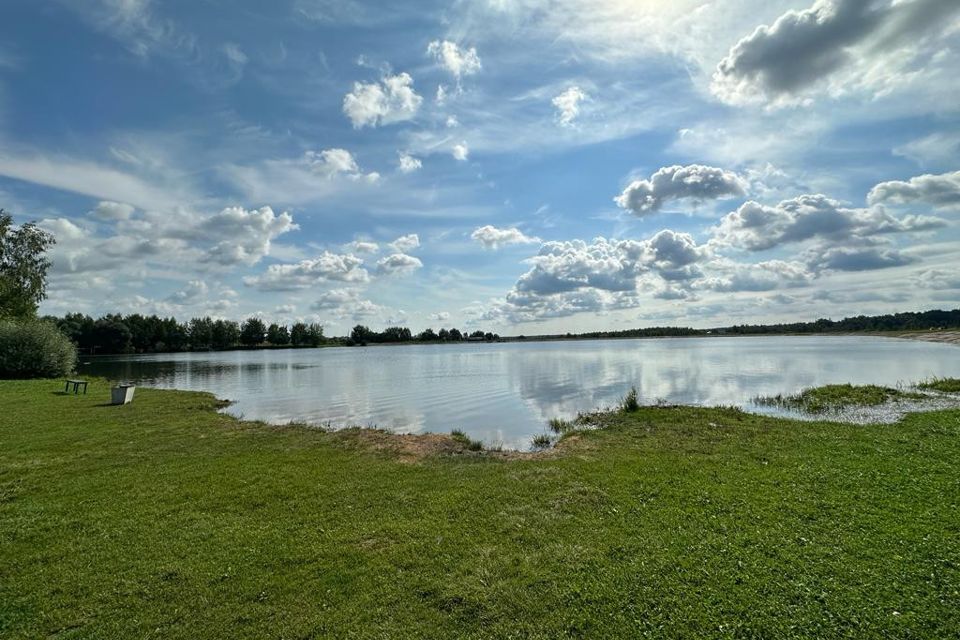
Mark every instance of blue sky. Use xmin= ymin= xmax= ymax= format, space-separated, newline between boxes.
xmin=1 ymin=0 xmax=958 ymax=334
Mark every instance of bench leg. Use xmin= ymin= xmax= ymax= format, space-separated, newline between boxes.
xmin=65 ymin=381 xmax=69 ymax=393
xmin=82 ymin=383 xmax=87 ymax=395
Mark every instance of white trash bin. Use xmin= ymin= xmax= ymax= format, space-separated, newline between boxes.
xmin=111 ymin=384 xmax=136 ymax=405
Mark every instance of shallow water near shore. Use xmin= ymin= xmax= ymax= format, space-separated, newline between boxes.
xmin=79 ymin=335 xmax=960 ymax=449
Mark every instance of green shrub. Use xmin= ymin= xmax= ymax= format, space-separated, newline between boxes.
xmin=0 ymin=320 xmax=77 ymax=378
xmin=620 ymin=386 xmax=640 ymax=412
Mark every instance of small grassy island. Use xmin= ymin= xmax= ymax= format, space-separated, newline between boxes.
xmin=753 ymin=383 xmax=926 ymax=413
xmin=2 ymin=380 xmax=960 ymax=638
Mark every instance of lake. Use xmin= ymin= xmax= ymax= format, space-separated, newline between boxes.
xmin=79 ymin=336 xmax=960 ymax=449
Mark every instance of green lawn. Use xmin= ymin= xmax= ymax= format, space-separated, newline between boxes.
xmin=1 ymin=380 xmax=959 ymax=638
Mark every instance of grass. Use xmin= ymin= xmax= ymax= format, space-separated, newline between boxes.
xmin=449 ymin=429 xmax=483 ymax=451
xmin=754 ymin=383 xmax=925 ymax=413
xmin=2 ymin=380 xmax=960 ymax=638
xmin=918 ymin=377 xmax=960 ymax=393
xmin=547 ymin=417 xmax=573 ymax=434
xmin=530 ymin=433 xmax=553 ymax=449
xmin=620 ymin=386 xmax=639 ymax=412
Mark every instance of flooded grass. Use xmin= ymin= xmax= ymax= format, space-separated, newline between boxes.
xmin=917 ymin=377 xmax=960 ymax=393
xmin=754 ymin=383 xmax=924 ymax=413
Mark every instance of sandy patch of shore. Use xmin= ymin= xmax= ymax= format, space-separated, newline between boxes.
xmin=887 ymin=330 xmax=960 ymax=345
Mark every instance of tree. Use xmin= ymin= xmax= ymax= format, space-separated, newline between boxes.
xmin=290 ymin=322 xmax=309 ymax=346
xmin=92 ymin=315 xmax=132 ymax=354
xmin=240 ymin=317 xmax=266 ymax=346
xmin=267 ymin=323 xmax=290 ymax=346
xmin=159 ymin=317 xmax=189 ymax=352
xmin=306 ymin=323 xmax=324 ymax=346
xmin=381 ymin=326 xmax=412 ymax=342
xmin=188 ymin=317 xmax=214 ymax=350
xmin=449 ymin=328 xmax=463 ymax=341
xmin=351 ymin=325 xmax=372 ymax=344
xmin=438 ymin=328 xmax=450 ymax=341
xmin=56 ymin=313 xmax=95 ymax=350
xmin=211 ymin=319 xmax=239 ymax=349
xmin=419 ymin=328 xmax=438 ymax=341
xmin=0 ymin=210 xmax=55 ymax=319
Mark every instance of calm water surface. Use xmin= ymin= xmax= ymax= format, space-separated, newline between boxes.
xmin=79 ymin=336 xmax=960 ymax=448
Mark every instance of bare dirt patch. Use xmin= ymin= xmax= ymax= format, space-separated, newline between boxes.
xmin=328 ymin=428 xmax=552 ymax=463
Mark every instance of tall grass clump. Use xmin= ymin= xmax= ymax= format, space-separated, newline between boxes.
xmin=531 ymin=433 xmax=553 ymax=450
xmin=917 ymin=377 xmax=960 ymax=393
xmin=450 ymin=429 xmax=483 ymax=451
xmin=0 ymin=320 xmax=77 ymax=378
xmin=620 ymin=386 xmax=640 ymax=412
xmin=548 ymin=417 xmax=573 ymax=434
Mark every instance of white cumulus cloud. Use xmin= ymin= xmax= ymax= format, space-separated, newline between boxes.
xmin=243 ymin=252 xmax=370 ymax=290
xmin=376 ymin=253 xmax=423 ymax=276
xmin=427 ymin=40 xmax=481 ymax=79
xmin=711 ymin=0 xmax=960 ymax=106
xmin=389 ymin=233 xmax=420 ymax=253
xmin=615 ymin=164 xmax=748 ymax=215
xmin=711 ymin=194 xmax=945 ymax=252
xmin=471 ymin=225 xmax=541 ymax=249
xmin=90 ymin=200 xmax=135 ymax=221
xmin=867 ymin=170 xmax=960 ymax=210
xmin=343 ymin=72 xmax=423 ymax=128
xmin=452 ymin=142 xmax=469 ymax=161
xmin=198 ymin=206 xmax=298 ymax=266
xmin=397 ymin=152 xmax=422 ymax=173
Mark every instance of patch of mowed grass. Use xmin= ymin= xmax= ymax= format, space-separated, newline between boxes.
xmin=450 ymin=428 xmax=483 ymax=451
xmin=2 ymin=379 xmax=960 ymax=638
xmin=918 ymin=377 xmax=960 ymax=393
xmin=755 ymin=383 xmax=924 ymax=413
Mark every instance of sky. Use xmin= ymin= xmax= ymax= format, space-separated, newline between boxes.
xmin=1 ymin=0 xmax=958 ymax=335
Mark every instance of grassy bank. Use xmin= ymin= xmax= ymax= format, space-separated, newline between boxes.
xmin=2 ymin=381 xmax=959 ymax=638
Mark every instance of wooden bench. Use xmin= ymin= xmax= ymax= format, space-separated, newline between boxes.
xmin=64 ymin=379 xmax=88 ymax=395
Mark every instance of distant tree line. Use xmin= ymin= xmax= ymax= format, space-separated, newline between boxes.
xmin=718 ymin=309 xmax=960 ymax=335
xmin=39 ymin=307 xmax=960 ymax=355
xmin=516 ymin=326 xmax=702 ymax=341
xmin=43 ymin=314 xmax=507 ymax=354
xmin=508 ymin=309 xmax=960 ymax=342
xmin=47 ymin=313 xmax=326 ymax=355
xmin=348 ymin=325 xmax=500 ymax=345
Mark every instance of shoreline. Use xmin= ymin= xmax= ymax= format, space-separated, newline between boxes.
xmin=880 ymin=329 xmax=960 ymax=345
xmin=77 ymin=328 xmax=960 ymax=359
